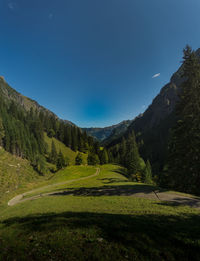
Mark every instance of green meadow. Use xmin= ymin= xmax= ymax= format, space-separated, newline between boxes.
xmin=0 ymin=164 xmax=200 ymax=260
xmin=44 ymin=133 xmax=88 ymax=165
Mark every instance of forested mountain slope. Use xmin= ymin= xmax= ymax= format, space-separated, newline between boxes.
xmin=0 ymin=77 xmax=99 ymax=177
xmin=106 ymin=48 xmax=200 ymax=176
xmin=0 ymin=76 xmax=74 ymax=126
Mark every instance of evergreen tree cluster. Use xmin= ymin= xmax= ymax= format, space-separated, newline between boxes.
xmin=108 ymin=130 xmax=152 ymax=183
xmin=164 ymin=46 xmax=200 ymax=195
xmin=49 ymin=141 xmax=67 ymax=170
xmin=0 ymin=91 xmax=97 ymax=173
xmin=87 ymin=139 xmax=109 ymax=166
xmin=44 ymin=116 xmax=90 ymax=153
xmin=0 ymin=99 xmax=45 ymax=164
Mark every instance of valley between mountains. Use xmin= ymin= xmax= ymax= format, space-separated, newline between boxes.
xmin=0 ymin=46 xmax=200 ymax=260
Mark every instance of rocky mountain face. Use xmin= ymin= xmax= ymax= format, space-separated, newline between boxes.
xmin=83 ymin=120 xmax=132 ymax=141
xmin=130 ymin=48 xmax=200 ymax=133
xmin=85 ymin=50 xmax=200 ymax=145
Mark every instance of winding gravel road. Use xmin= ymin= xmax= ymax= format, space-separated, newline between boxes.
xmin=8 ymin=168 xmax=100 ymax=206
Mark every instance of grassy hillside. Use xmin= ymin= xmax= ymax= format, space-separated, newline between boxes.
xmin=22 ymin=165 xmax=97 ymax=198
xmin=0 ymin=133 xmax=88 ymax=204
xmin=0 ymin=147 xmax=40 ymax=200
xmin=0 ymin=164 xmax=200 ymax=260
xmin=44 ymin=133 xmax=88 ymax=165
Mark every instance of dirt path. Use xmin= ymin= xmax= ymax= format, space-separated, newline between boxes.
xmin=155 ymin=191 xmax=200 ymax=208
xmin=8 ymin=168 xmax=100 ymax=206
xmin=8 ymin=167 xmax=200 ymax=209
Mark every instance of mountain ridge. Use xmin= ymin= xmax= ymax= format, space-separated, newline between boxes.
xmin=83 ymin=120 xmax=132 ymax=141
xmin=0 ymin=76 xmax=75 ymax=126
xmin=105 ymin=47 xmax=200 ymax=174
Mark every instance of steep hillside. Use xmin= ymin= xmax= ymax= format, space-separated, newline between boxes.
xmin=0 ymin=147 xmax=40 ymax=201
xmin=44 ymin=133 xmax=88 ymax=165
xmin=130 ymin=48 xmax=200 ymax=134
xmin=0 ymin=76 xmax=55 ymax=117
xmin=106 ymin=48 xmax=200 ymax=174
xmin=0 ymin=76 xmax=74 ymax=126
xmin=0 ymin=77 xmax=97 ymax=179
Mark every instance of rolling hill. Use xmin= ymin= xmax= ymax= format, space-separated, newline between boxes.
xmin=1 ymin=164 xmax=200 ymax=260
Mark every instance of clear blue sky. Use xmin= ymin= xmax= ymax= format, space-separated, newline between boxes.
xmin=0 ymin=0 xmax=200 ymax=127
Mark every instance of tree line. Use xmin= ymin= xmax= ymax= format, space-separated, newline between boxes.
xmin=162 ymin=46 xmax=200 ymax=195
xmin=0 ymin=93 xmax=99 ymax=173
xmin=0 ymin=89 xmax=152 ymax=183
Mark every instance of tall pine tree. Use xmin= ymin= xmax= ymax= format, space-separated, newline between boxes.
xmin=50 ymin=140 xmax=57 ymax=164
xmin=167 ymin=46 xmax=200 ymax=194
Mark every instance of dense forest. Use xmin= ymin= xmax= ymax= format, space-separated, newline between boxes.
xmin=0 ymin=88 xmax=104 ymax=173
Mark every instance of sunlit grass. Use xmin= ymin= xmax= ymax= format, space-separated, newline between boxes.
xmin=0 ymin=164 xmax=200 ymax=260
xmin=44 ymin=132 xmax=88 ymax=165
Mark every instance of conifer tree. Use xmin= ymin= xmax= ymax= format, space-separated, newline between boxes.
xmin=100 ymin=148 xmax=109 ymax=165
xmin=143 ymin=160 xmax=152 ymax=184
xmin=57 ymin=150 xmax=65 ymax=170
xmin=119 ymin=137 xmax=126 ymax=165
xmin=0 ymin=117 xmax=5 ymax=146
xmin=125 ymin=131 xmax=141 ymax=176
xmin=47 ymin=129 xmax=55 ymax=138
xmin=75 ymin=152 xmax=83 ymax=165
xmin=34 ymin=154 xmax=46 ymax=175
xmin=71 ymin=127 xmax=78 ymax=151
xmin=50 ymin=140 xmax=57 ymax=164
xmin=87 ymin=152 xmax=100 ymax=165
xmin=167 ymin=46 xmax=200 ymax=194
xmin=64 ymin=126 xmax=72 ymax=148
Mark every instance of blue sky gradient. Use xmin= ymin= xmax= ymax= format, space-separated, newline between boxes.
xmin=0 ymin=0 xmax=200 ymax=127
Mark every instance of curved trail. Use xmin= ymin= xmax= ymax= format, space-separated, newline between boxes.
xmin=8 ymin=167 xmax=200 ymax=209
xmin=8 ymin=168 xmax=100 ymax=206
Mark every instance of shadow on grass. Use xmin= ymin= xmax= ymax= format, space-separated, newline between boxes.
xmin=155 ymin=197 xmax=200 ymax=208
xmin=97 ymin=177 xmax=129 ymax=184
xmin=111 ymin=166 xmax=130 ymax=179
xmin=50 ymin=184 xmax=156 ymax=197
xmin=1 ymin=211 xmax=200 ymax=260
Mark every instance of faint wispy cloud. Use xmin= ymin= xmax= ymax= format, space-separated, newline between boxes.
xmin=142 ymin=105 xmax=146 ymax=109
xmin=152 ymin=73 xmax=160 ymax=78
xmin=49 ymin=13 xmax=53 ymax=20
xmin=8 ymin=2 xmax=15 ymax=10
xmin=8 ymin=2 xmax=14 ymax=10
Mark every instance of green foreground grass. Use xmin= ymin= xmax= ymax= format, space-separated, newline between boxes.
xmin=22 ymin=165 xmax=97 ymax=198
xmin=0 ymin=165 xmax=200 ymax=261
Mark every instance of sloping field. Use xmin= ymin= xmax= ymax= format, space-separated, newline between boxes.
xmin=44 ymin=132 xmax=88 ymax=165
xmin=0 ymin=147 xmax=40 ymax=201
xmin=0 ymin=164 xmax=200 ymax=261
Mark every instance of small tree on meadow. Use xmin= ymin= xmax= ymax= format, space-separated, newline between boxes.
xmin=75 ymin=152 xmax=83 ymax=165
xmin=57 ymin=150 xmax=65 ymax=170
